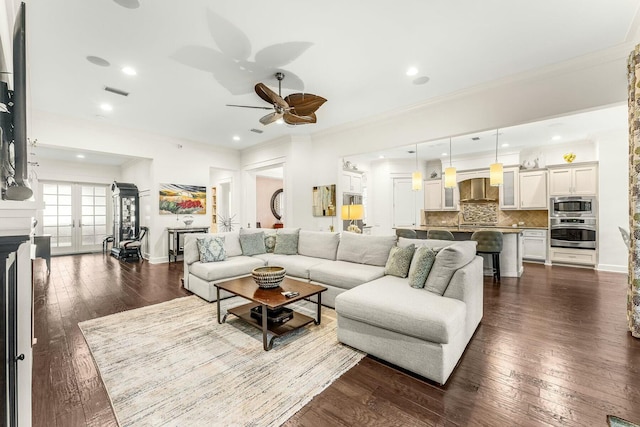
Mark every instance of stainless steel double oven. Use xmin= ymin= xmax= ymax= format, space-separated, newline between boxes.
xmin=550 ymin=196 xmax=596 ymax=250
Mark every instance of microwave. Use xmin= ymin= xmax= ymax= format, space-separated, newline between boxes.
xmin=551 ymin=196 xmax=595 ymax=217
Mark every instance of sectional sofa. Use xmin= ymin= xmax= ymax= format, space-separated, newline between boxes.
xmin=182 ymin=228 xmax=483 ymax=384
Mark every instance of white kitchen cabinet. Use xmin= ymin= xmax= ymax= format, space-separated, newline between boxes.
xmin=442 ymin=185 xmax=459 ymax=210
xmin=550 ymin=247 xmax=596 ymax=266
xmin=499 ymin=166 xmax=519 ymax=210
xmin=549 ymin=164 xmax=597 ymax=196
xmin=519 ymin=170 xmax=548 ymax=209
xmin=343 ymin=171 xmax=363 ymax=193
xmin=424 ymin=179 xmax=443 ymax=211
xmin=522 ymin=229 xmax=547 ymax=261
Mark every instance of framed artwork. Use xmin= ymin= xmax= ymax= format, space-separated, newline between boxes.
xmin=159 ymin=184 xmax=206 ymax=215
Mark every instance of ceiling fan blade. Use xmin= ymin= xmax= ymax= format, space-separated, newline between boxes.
xmin=283 ymin=112 xmax=317 ymax=125
xmin=259 ymin=112 xmax=283 ymax=125
xmin=255 ymin=83 xmax=289 ymax=109
xmin=226 ymin=104 xmax=273 ymax=110
xmin=284 ymin=93 xmax=327 ymax=116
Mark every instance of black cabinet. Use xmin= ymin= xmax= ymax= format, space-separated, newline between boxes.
xmin=110 ymin=182 xmax=140 ymax=259
xmin=1 ymin=234 xmax=29 ymax=427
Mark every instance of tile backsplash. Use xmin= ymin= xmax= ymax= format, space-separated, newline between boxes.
xmin=423 ymin=208 xmax=548 ymax=227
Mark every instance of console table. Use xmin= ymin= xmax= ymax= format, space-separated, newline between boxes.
xmin=167 ymin=227 xmax=209 ymax=263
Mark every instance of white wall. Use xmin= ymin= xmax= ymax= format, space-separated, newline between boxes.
xmin=32 ymin=110 xmax=241 ymax=263
xmin=596 ymin=129 xmax=629 ymax=273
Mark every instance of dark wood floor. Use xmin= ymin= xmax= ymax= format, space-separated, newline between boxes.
xmin=32 ymin=255 xmax=640 ymax=426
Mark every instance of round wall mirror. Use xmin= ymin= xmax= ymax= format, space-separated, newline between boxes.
xmin=270 ymin=188 xmax=283 ymax=220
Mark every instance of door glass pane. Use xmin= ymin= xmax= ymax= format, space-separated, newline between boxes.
xmin=79 ymin=184 xmax=110 ymax=250
xmin=58 ymin=185 xmax=72 ymax=195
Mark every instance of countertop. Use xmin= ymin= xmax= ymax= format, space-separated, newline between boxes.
xmin=397 ymin=225 xmax=547 ymax=234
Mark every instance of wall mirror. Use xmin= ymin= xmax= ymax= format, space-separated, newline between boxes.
xmin=270 ymin=188 xmax=283 ymax=220
xmin=312 ymin=184 xmax=336 ymax=217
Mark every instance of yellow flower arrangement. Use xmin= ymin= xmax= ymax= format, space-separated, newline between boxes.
xmin=563 ymin=152 xmax=576 ymax=163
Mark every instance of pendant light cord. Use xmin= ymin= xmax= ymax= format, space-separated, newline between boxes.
xmin=495 ymin=129 xmax=499 ymax=162
xmin=449 ymin=137 xmax=452 ymax=167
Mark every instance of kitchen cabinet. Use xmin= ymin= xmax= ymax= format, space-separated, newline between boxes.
xmin=442 ymin=185 xmax=459 ymax=210
xmin=549 ymin=164 xmax=597 ymax=196
xmin=499 ymin=166 xmax=519 ymax=210
xmin=522 ymin=229 xmax=547 ymax=261
xmin=343 ymin=171 xmax=363 ymax=193
xmin=519 ymin=170 xmax=548 ymax=209
xmin=550 ymin=247 xmax=596 ymax=266
xmin=424 ymin=179 xmax=443 ymax=211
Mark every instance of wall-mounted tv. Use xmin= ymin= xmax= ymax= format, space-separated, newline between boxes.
xmin=0 ymin=2 xmax=32 ymax=201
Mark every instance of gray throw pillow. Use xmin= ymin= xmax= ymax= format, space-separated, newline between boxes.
xmin=264 ymin=234 xmax=276 ymax=253
xmin=424 ymin=241 xmax=477 ymax=295
xmin=408 ymin=246 xmax=437 ymax=288
xmin=384 ymin=244 xmax=415 ymax=278
xmin=196 ymin=236 xmax=226 ymax=263
xmin=274 ymin=229 xmax=299 ymax=255
xmin=239 ymin=231 xmax=266 ymax=256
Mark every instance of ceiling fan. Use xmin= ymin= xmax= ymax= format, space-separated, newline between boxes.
xmin=226 ymin=72 xmax=327 ymax=126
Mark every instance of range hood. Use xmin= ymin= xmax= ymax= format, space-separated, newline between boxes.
xmin=460 ymin=178 xmax=496 ymax=202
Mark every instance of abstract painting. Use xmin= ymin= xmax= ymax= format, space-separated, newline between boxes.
xmin=159 ymin=184 xmax=206 ymax=215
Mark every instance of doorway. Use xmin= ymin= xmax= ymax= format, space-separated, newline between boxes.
xmin=41 ymin=181 xmax=110 ymax=255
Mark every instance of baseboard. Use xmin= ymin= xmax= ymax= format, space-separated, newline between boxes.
xmin=596 ymin=264 xmax=628 ymax=274
xmin=148 ymin=256 xmax=170 ymax=264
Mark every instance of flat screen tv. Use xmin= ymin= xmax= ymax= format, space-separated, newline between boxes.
xmin=4 ymin=2 xmax=31 ymax=201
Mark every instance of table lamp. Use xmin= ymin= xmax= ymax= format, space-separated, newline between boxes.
xmin=341 ymin=204 xmax=364 ymax=233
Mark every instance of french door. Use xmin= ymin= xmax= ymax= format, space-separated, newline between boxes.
xmin=41 ymin=182 xmax=110 ymax=255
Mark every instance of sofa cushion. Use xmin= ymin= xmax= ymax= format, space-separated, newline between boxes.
xmin=183 ymin=233 xmax=208 ymax=265
xmin=197 ymin=235 xmax=226 ymax=263
xmin=217 ymin=231 xmax=242 ymax=257
xmin=274 ymin=228 xmax=300 ymax=255
xmin=408 ymin=246 xmax=437 ymax=288
xmin=189 ymin=256 xmax=265 ymax=282
xmin=335 ymin=276 xmax=466 ymax=344
xmin=239 ymin=229 xmax=266 ymax=256
xmin=398 ymin=237 xmax=457 ymax=251
xmin=337 ymin=233 xmax=396 ymax=266
xmin=424 ymin=241 xmax=477 ymax=295
xmin=298 ymin=230 xmax=340 ymax=260
xmin=261 ymin=254 xmax=328 ymax=279
xmin=309 ymin=260 xmax=385 ymax=290
xmin=384 ymin=244 xmax=415 ymax=278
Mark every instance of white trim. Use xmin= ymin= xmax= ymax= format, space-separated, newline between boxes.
xmin=596 ymin=264 xmax=628 ymax=274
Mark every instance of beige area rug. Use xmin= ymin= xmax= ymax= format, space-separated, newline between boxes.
xmin=79 ymin=296 xmax=364 ymax=427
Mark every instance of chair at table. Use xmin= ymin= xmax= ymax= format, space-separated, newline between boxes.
xmin=118 ymin=226 xmax=148 ymax=262
xmin=427 ymin=229 xmax=455 ymax=241
xmin=395 ymin=229 xmax=417 ymax=239
xmin=470 ymin=230 xmax=503 ymax=282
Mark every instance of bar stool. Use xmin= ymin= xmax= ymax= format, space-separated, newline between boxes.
xmin=471 ymin=231 xmax=503 ymax=282
xmin=395 ymin=229 xmax=417 ymax=239
xmin=427 ymin=230 xmax=455 ymax=240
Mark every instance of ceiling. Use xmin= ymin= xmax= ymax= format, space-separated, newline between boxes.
xmin=27 ymin=1 xmax=640 ymax=152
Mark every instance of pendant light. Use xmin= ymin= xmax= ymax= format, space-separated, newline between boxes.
xmin=412 ymin=143 xmax=422 ymax=191
xmin=444 ymin=137 xmax=456 ymax=188
xmin=490 ymin=129 xmax=503 ymax=186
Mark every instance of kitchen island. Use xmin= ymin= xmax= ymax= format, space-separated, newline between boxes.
xmin=395 ymin=225 xmax=541 ymax=278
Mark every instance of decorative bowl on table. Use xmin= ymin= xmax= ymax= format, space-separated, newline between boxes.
xmin=251 ymin=266 xmax=286 ymax=289
xmin=183 ymin=216 xmax=194 ymax=226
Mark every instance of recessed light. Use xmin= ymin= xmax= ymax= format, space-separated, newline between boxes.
xmin=378 ymin=155 xmax=385 ymax=159
xmin=232 ymin=135 xmax=240 ymax=141
xmin=406 ymin=67 xmax=418 ymax=76
xmin=276 ymin=118 xmax=284 ymax=125
xmin=501 ymin=143 xmax=509 ymax=147
xmin=441 ymin=153 xmax=448 ymax=156
xmin=122 ymin=66 xmax=137 ymax=76
xmin=76 ymin=154 xmax=85 ymax=159
xmin=552 ymin=135 xmax=562 ymax=141
xmin=100 ymin=103 xmax=113 ymax=112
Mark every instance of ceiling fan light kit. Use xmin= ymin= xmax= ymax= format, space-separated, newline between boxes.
xmin=227 ymin=72 xmax=326 ymax=126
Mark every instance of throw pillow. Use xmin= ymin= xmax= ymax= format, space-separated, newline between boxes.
xmin=384 ymin=244 xmax=415 ymax=278
xmin=274 ymin=229 xmax=300 ymax=255
xmin=239 ymin=231 xmax=266 ymax=256
xmin=264 ymin=234 xmax=276 ymax=253
xmin=196 ymin=236 xmax=226 ymax=263
xmin=408 ymin=246 xmax=437 ymax=288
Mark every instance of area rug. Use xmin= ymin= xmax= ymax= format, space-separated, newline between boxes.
xmin=79 ymin=296 xmax=364 ymax=427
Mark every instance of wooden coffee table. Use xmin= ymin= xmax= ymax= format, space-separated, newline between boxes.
xmin=215 ymin=276 xmax=327 ymax=351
